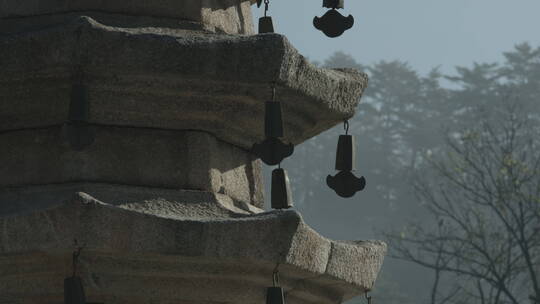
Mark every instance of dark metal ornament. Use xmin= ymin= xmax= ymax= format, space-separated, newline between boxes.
xmin=64 ymin=276 xmax=86 ymax=304
xmin=366 ymin=291 xmax=372 ymax=304
xmin=271 ymin=167 xmax=293 ymax=209
xmin=251 ymin=87 xmax=294 ymax=166
xmin=327 ymin=121 xmax=366 ymax=197
xmin=323 ymin=0 xmax=344 ymax=9
xmin=267 ymin=287 xmax=285 ymax=304
xmin=313 ymin=9 xmax=354 ymax=38
xmin=63 ymin=121 xmax=95 ymax=151
xmin=265 ymin=101 xmax=284 ymax=137
xmin=252 ymin=137 xmax=294 ymax=166
xmin=259 ymin=0 xmax=275 ymax=34
xmin=266 ymin=268 xmax=286 ymax=304
xmin=335 ymin=135 xmax=355 ymax=171
xmin=327 ymin=171 xmax=366 ymax=198
xmin=63 ymin=83 xmax=95 ymax=151
xmin=259 ymin=16 xmax=275 ymax=34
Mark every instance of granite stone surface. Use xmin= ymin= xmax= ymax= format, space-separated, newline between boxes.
xmin=0 ymin=128 xmax=264 ymax=208
xmin=0 ymin=0 xmax=255 ymax=34
xmin=0 ymin=4 xmax=383 ymax=303
xmin=0 ymin=15 xmax=368 ymax=150
xmin=0 ymin=191 xmax=386 ymax=303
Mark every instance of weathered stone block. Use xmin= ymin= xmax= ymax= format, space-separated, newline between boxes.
xmin=0 ymin=0 xmax=255 ymax=34
xmin=0 ymin=184 xmax=262 ymax=217
xmin=0 ymin=127 xmax=264 ymax=207
xmin=0 ymin=15 xmax=368 ymax=150
xmin=0 ymin=192 xmax=386 ymax=303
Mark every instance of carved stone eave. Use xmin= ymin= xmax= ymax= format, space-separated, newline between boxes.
xmin=0 ymin=191 xmax=386 ymax=303
xmin=0 ymin=15 xmax=368 ymax=150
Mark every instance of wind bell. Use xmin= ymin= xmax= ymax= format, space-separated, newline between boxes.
xmin=327 ymin=121 xmax=366 ymax=197
xmin=62 ymin=82 xmax=95 ymax=151
xmin=257 ymin=0 xmax=274 ymax=33
xmin=251 ymin=86 xmax=294 ymax=166
xmin=313 ymin=0 xmax=354 ymax=37
xmin=271 ymin=165 xmax=293 ymax=209
xmin=266 ymin=267 xmax=285 ymax=304
xmin=251 ymin=85 xmax=294 ymax=210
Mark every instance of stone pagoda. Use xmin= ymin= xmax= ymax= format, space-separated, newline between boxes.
xmin=0 ymin=0 xmax=386 ymax=303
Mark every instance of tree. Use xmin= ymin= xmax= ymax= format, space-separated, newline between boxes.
xmin=286 ymin=43 xmax=540 ymax=304
xmin=386 ymin=100 xmax=540 ymax=304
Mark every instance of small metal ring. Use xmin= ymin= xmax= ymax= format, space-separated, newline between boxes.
xmin=264 ymin=0 xmax=270 ymax=16
xmin=344 ymin=120 xmax=349 ymax=135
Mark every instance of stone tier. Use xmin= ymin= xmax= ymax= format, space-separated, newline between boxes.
xmin=0 ymin=189 xmax=386 ymax=303
xmin=0 ymin=128 xmax=264 ymax=208
xmin=0 ymin=0 xmax=256 ymax=34
xmin=0 ymin=14 xmax=368 ymax=150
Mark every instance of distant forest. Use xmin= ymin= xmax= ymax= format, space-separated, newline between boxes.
xmin=276 ymin=43 xmax=540 ymax=304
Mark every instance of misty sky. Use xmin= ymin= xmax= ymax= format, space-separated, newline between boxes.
xmin=253 ymin=0 xmax=540 ymax=74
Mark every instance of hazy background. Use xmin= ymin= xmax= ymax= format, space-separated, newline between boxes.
xmin=254 ymin=0 xmax=540 ymax=74
xmin=253 ymin=2 xmax=540 ymax=303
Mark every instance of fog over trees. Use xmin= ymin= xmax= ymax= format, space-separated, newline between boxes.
xmin=271 ymin=44 xmax=540 ymax=304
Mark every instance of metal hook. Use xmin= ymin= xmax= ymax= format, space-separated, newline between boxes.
xmin=272 ymin=263 xmax=280 ymax=286
xmin=72 ymin=239 xmax=85 ymax=277
xmin=271 ymin=82 xmax=276 ymax=102
xmin=365 ymin=291 xmax=372 ymax=304
xmin=344 ymin=120 xmax=349 ymax=135
xmin=264 ymin=0 xmax=270 ymax=17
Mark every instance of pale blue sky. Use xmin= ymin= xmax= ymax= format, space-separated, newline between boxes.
xmin=253 ymin=0 xmax=540 ymax=74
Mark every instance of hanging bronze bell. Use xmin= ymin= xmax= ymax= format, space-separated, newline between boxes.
xmin=63 ymin=83 xmax=95 ymax=151
xmin=265 ymin=101 xmax=284 ymax=138
xmin=63 ymin=121 xmax=95 ymax=151
xmin=271 ymin=168 xmax=293 ymax=209
xmin=64 ymin=276 xmax=86 ymax=304
xmin=252 ymin=100 xmax=294 ymax=166
xmin=266 ymin=287 xmax=285 ymax=304
xmin=252 ymin=137 xmax=294 ymax=166
xmin=327 ymin=124 xmax=366 ymax=197
xmin=313 ymin=9 xmax=354 ymax=38
xmin=258 ymin=0 xmax=275 ymax=34
xmin=67 ymin=84 xmax=88 ymax=122
xmin=323 ymin=0 xmax=344 ymax=9
xmin=314 ymin=0 xmax=353 ymax=38
xmin=327 ymin=171 xmax=366 ymax=198
xmin=335 ymin=135 xmax=355 ymax=171
xmin=259 ymin=16 xmax=275 ymax=34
